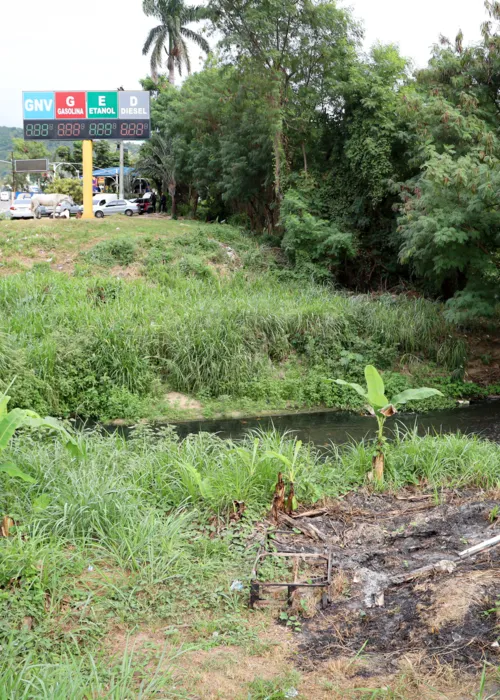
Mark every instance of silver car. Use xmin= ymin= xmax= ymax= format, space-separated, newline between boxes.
xmin=9 ymin=198 xmax=34 ymax=219
xmin=94 ymin=199 xmax=138 ymax=218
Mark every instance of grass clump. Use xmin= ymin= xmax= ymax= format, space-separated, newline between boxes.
xmin=83 ymin=238 xmax=137 ymax=267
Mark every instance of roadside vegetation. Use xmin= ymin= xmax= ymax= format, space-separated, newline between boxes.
xmin=1 ymin=423 xmax=499 ymax=698
xmin=1 ymin=0 xmax=499 ymax=697
xmin=0 ymin=218 xmax=497 ymax=422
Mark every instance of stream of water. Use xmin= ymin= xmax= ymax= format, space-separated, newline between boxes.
xmin=166 ymin=400 xmax=500 ymax=446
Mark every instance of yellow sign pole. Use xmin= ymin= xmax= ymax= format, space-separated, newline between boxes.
xmin=82 ymin=140 xmax=93 ymax=220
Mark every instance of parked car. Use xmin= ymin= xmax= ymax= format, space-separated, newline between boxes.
xmin=93 ymin=194 xmax=117 ymax=208
xmin=36 ymin=202 xmax=83 ymax=218
xmin=9 ymin=199 xmax=34 ymax=219
xmin=132 ymin=194 xmax=153 ymax=215
xmin=0 ymin=191 xmax=10 ymax=202
xmin=94 ymin=199 xmax=139 ymax=218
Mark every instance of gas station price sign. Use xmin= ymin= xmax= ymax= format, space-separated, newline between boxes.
xmin=23 ymin=91 xmax=151 ymax=141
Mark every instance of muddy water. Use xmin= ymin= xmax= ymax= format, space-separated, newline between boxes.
xmin=168 ymin=400 xmax=500 ymax=446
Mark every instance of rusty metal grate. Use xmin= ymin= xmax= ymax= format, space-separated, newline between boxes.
xmin=249 ymin=533 xmax=332 ymax=609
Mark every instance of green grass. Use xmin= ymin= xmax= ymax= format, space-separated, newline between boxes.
xmin=1 ymin=427 xmax=499 ymax=697
xmin=0 ymin=218 xmax=481 ymax=421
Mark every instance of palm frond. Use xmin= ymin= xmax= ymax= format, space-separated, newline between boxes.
xmin=181 ymin=5 xmax=209 ymax=23
xmin=180 ymin=37 xmax=192 ymax=74
xmin=136 ymin=133 xmax=176 ymax=192
xmin=180 ymin=26 xmax=210 ymax=53
xmin=149 ymin=28 xmax=168 ymax=77
xmin=142 ymin=24 xmax=165 ymax=56
xmin=142 ymin=0 xmax=210 ymax=83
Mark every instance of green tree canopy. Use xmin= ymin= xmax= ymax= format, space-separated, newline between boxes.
xmin=397 ymin=1 xmax=500 ymax=319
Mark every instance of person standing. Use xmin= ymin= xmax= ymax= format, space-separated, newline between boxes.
xmin=160 ymin=193 xmax=167 ymax=214
xmin=151 ymin=191 xmax=157 ymax=213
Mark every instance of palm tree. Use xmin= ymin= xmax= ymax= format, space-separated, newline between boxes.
xmin=142 ymin=0 xmax=210 ymax=84
xmin=136 ymin=133 xmax=178 ymax=218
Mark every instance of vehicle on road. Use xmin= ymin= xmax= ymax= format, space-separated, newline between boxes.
xmin=9 ymin=199 xmax=34 ymax=219
xmin=36 ymin=202 xmax=83 ymax=218
xmin=0 ymin=191 xmax=10 ymax=202
xmin=132 ymin=193 xmax=153 ymax=214
xmin=94 ymin=199 xmax=139 ymax=218
xmin=93 ymin=194 xmax=117 ymax=208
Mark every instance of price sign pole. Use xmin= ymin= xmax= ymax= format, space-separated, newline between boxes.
xmin=22 ymin=90 xmax=151 ymax=218
xmin=82 ymin=140 xmax=94 ymax=220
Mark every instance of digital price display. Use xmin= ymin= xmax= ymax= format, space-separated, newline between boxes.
xmin=22 ymin=91 xmax=151 ymax=141
xmin=24 ymin=120 xmax=150 ymax=141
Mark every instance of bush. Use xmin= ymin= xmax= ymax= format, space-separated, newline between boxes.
xmin=281 ymin=188 xmax=356 ymax=277
xmin=83 ymin=239 xmax=136 ymax=267
xmin=45 ymin=178 xmax=83 ymax=204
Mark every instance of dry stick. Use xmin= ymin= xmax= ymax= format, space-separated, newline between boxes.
xmin=280 ymin=512 xmax=327 ymax=542
xmin=308 ymin=522 xmax=328 ymax=543
xmin=458 ymin=533 xmax=500 ymax=558
xmin=395 ymin=494 xmax=434 ymax=501
xmin=291 ymin=508 xmax=327 ymax=519
xmin=390 ymin=559 xmax=456 ymax=585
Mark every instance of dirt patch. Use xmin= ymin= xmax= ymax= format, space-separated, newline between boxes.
xmin=255 ymin=490 xmax=500 ymax=680
xmin=172 ymin=626 xmax=295 ymax=700
xmin=106 ymin=625 xmax=170 ymax=660
xmin=466 ymin=328 xmax=500 ymax=385
xmin=166 ymin=391 xmax=202 ymax=410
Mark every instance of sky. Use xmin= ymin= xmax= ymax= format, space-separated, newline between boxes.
xmin=0 ymin=0 xmax=488 ymax=128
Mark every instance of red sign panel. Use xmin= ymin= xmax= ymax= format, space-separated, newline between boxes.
xmin=55 ymin=91 xmax=86 ymax=119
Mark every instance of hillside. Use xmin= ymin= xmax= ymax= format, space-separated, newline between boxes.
xmin=0 ymin=216 xmax=496 ymax=422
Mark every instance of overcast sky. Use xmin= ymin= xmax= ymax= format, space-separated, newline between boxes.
xmin=0 ymin=0 xmax=487 ymax=128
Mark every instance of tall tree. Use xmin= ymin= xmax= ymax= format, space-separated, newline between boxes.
xmin=142 ymin=0 xmax=210 ymax=84
xmin=397 ymin=1 xmax=500 ymax=319
xmin=207 ymin=0 xmax=360 ymax=221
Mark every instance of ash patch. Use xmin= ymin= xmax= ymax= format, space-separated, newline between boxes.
xmin=270 ymin=490 xmax=500 ymax=675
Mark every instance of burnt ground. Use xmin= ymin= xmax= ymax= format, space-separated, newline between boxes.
xmin=256 ymin=489 xmax=500 ymax=681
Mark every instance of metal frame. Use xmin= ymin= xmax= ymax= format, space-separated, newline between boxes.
xmin=249 ymin=545 xmax=332 ymax=609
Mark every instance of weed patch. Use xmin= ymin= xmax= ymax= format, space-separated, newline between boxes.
xmin=83 ymin=238 xmax=137 ymax=267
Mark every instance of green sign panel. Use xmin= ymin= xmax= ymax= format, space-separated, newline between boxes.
xmin=87 ymin=91 xmax=118 ymax=119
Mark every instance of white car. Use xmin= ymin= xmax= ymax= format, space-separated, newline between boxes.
xmin=94 ymin=199 xmax=139 ymax=218
xmin=93 ymin=194 xmax=117 ymax=207
xmin=9 ymin=199 xmax=34 ymax=219
xmin=0 ymin=191 xmax=9 ymax=202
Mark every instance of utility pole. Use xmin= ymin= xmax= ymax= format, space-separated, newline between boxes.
xmin=11 ymin=151 xmax=15 ymax=205
xmin=119 ymin=142 xmax=124 ymax=199
xmin=117 ymin=86 xmax=125 ymax=200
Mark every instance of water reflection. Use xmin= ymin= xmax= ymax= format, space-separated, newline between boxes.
xmin=169 ymin=401 xmax=500 ymax=446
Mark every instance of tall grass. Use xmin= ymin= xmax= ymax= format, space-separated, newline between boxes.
xmin=2 ymin=429 xmax=498 ymax=608
xmin=0 ymin=647 xmax=178 ymax=700
xmin=0 ymin=270 xmax=464 ymax=418
xmin=1 ymin=428 xmax=498 ymax=685
xmin=4 ymin=428 xmax=499 ymax=528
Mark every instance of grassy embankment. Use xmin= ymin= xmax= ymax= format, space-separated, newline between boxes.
xmin=0 ymin=217 xmax=498 ymax=423
xmin=1 ymin=217 xmax=499 ymax=697
xmin=2 ymin=427 xmax=500 ymax=698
